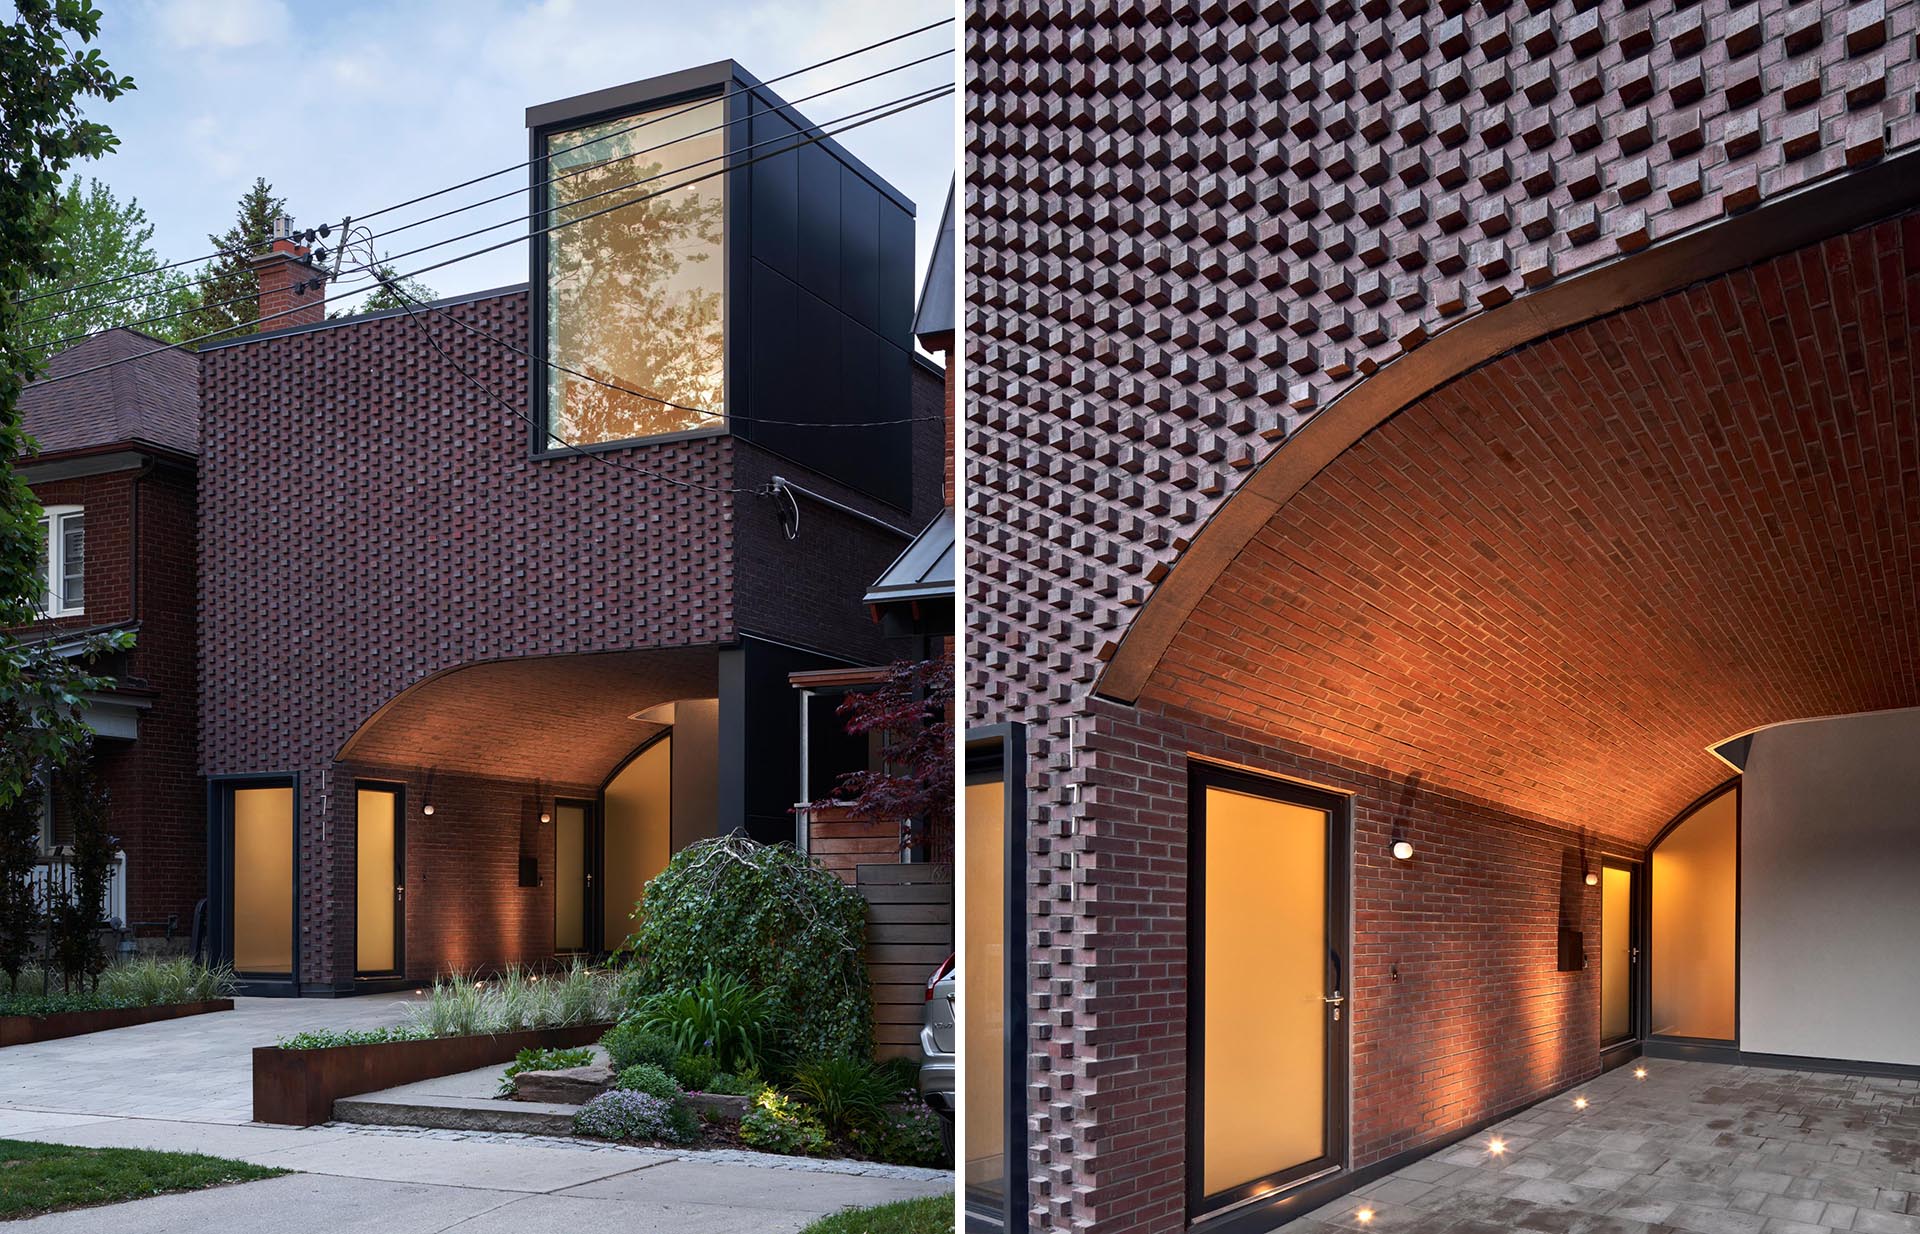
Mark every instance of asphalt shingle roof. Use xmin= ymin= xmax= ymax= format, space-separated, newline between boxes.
xmin=18 ymin=328 xmax=200 ymax=459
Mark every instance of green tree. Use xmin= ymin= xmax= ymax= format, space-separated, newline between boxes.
xmin=176 ymin=176 xmax=283 ymax=342
xmin=332 ymin=260 xmax=434 ymax=318
xmin=14 ymin=177 xmax=197 ymax=368
xmin=0 ymin=1 xmax=139 ymax=983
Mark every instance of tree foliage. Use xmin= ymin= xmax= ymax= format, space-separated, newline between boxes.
xmin=1 ymin=0 xmax=138 ymax=981
xmin=803 ymin=659 xmax=954 ymax=858
xmin=49 ymin=744 xmax=114 ymax=990
xmin=629 ymin=836 xmax=871 ymax=1063
xmin=176 ymin=177 xmax=282 ymax=342
xmin=13 ymin=178 xmax=197 ymax=368
xmin=332 ymin=261 xmax=434 ymax=318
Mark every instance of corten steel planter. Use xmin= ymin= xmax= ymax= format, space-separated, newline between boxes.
xmin=0 ymin=998 xmax=234 ymax=1047
xmin=252 ymin=1022 xmax=612 ymax=1126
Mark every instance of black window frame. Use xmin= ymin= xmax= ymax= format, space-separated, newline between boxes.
xmin=526 ymin=75 xmax=737 ymax=459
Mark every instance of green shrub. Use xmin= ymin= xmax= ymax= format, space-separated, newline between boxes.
xmin=96 ymin=958 xmax=237 ymax=1005
xmin=601 ymin=1018 xmax=676 ymax=1072
xmin=276 ymin=1026 xmax=432 ymax=1049
xmin=635 ymin=968 xmax=776 ymax=1074
xmin=628 ymin=836 xmax=870 ymax=1062
xmin=790 ymin=1055 xmax=902 ymax=1138
xmin=738 ymin=1088 xmax=831 ymax=1157
xmin=703 ymin=1070 xmax=761 ymax=1097
xmin=614 ymin=1063 xmax=681 ymax=1103
xmin=573 ymin=1090 xmax=695 ymax=1144
xmin=672 ymin=1051 xmax=718 ymax=1092
xmin=851 ymin=1103 xmax=948 ymax=1168
xmin=497 ymin=1046 xmax=594 ymax=1097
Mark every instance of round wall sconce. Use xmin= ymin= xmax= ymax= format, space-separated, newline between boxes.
xmin=539 ymin=809 xmax=551 ymax=824
xmin=422 ymin=803 xmax=435 ymax=816
xmin=1391 ymin=840 xmax=1415 ymax=861
xmin=1584 ymin=870 xmax=1598 ymax=886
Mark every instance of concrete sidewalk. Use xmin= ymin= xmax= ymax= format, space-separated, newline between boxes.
xmin=0 ymin=995 xmax=952 ymax=1230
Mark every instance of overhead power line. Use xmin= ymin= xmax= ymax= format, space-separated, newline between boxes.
xmin=380 ymin=276 xmax=943 ymax=430
xmin=24 ymin=81 xmax=951 ymax=359
xmin=8 ymin=16 xmax=953 ymax=311
xmin=29 ymin=85 xmax=953 ymax=387
xmin=22 ymin=44 xmax=951 ymax=332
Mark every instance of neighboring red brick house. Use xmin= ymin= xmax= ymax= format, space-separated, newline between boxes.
xmin=966 ymin=4 xmax=1920 ymax=1233
xmin=193 ymin=61 xmax=945 ymax=994
xmin=9 ymin=329 xmax=202 ymax=944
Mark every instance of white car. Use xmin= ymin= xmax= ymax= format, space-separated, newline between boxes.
xmin=918 ymin=953 xmax=955 ymax=1131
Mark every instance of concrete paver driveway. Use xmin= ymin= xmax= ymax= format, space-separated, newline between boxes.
xmin=0 ymin=995 xmax=951 ymax=1231
xmin=1300 ymin=1060 xmax=1920 ymax=1234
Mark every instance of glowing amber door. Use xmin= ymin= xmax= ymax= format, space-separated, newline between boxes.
xmin=1193 ymin=769 xmax=1348 ymax=1215
xmin=232 ymin=786 xmax=294 ymax=975
xmin=356 ymin=787 xmax=400 ymax=975
xmin=1600 ymin=863 xmax=1636 ymax=1044
xmin=554 ymin=803 xmax=589 ymax=953
xmin=1651 ymin=787 xmax=1738 ymax=1040
xmin=964 ymin=777 xmax=1006 ymax=1199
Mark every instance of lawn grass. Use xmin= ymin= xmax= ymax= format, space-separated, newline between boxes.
xmin=800 ymin=1194 xmax=954 ymax=1234
xmin=0 ymin=1139 xmax=286 ymax=1220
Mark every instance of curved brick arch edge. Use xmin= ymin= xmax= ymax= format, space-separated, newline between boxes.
xmin=1096 ymin=146 xmax=1920 ymax=705
xmin=334 ymin=644 xmax=722 ymax=785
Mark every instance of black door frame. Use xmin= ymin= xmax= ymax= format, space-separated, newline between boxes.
xmin=1599 ymin=856 xmax=1643 ymax=1054
xmin=553 ymin=796 xmax=599 ymax=954
xmin=1187 ymin=761 xmax=1352 ymax=1223
xmin=963 ymin=723 xmax=1028 ymax=1234
xmin=353 ymin=781 xmax=406 ymax=979
xmin=208 ymin=773 xmax=300 ymax=993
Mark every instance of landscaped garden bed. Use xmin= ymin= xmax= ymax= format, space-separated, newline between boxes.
xmin=0 ymin=958 xmax=237 ymax=1047
xmin=254 ymin=963 xmax=621 ymax=1126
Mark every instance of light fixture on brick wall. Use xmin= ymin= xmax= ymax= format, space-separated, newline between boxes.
xmin=537 ymin=779 xmax=551 ymax=825
xmin=1390 ymin=821 xmax=1414 ymax=861
xmin=422 ymin=767 xmax=437 ymax=816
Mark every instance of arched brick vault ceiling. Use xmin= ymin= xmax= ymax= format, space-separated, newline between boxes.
xmin=1097 ymin=157 xmax=1920 ymax=700
xmin=336 ymin=647 xmax=720 ymax=786
xmin=1138 ymin=213 xmax=1920 ymax=846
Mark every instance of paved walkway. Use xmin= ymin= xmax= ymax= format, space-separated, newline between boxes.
xmin=1301 ymin=1059 xmax=1920 ymax=1234
xmin=0 ymin=995 xmax=951 ymax=1231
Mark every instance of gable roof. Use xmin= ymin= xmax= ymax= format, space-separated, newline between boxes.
xmin=18 ymin=328 xmax=200 ymax=460
xmin=911 ymin=180 xmax=955 ymax=341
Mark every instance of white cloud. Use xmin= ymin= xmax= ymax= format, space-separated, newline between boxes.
xmin=151 ymin=0 xmax=292 ymax=50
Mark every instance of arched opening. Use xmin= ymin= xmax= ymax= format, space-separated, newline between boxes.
xmin=1116 ymin=210 xmax=1919 ymax=1202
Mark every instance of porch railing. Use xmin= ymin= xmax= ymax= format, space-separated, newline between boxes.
xmin=25 ymin=850 xmax=128 ymax=929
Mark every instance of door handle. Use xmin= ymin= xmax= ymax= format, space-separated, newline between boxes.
xmin=1325 ymin=991 xmax=1345 ymax=1020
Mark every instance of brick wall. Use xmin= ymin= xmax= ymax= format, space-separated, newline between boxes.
xmin=13 ymin=464 xmax=202 ymax=935
xmin=1071 ymin=696 xmax=1604 ymax=1231
xmin=330 ymin=764 xmax=597 ymax=982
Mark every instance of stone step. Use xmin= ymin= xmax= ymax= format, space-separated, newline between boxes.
xmin=333 ymin=1092 xmax=579 ymax=1135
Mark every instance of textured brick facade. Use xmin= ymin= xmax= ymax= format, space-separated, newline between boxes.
xmin=199 ymin=289 xmax=940 ymax=987
xmin=966 ymin=1 xmax=1920 ymax=1230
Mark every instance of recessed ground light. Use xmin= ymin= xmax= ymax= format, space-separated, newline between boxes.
xmin=1633 ymin=1066 xmax=1648 ymax=1080
xmin=1355 ymin=1208 xmax=1374 ymax=1224
xmin=1488 ymin=1137 xmax=1506 ymax=1155
xmin=1573 ymin=1096 xmax=1589 ymax=1110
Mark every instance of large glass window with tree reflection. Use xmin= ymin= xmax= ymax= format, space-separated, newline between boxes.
xmin=545 ymin=98 xmax=726 ymax=446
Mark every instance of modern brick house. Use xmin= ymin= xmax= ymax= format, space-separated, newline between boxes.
xmin=9 ymin=329 xmax=203 ymax=943
xmin=193 ymin=61 xmax=944 ymax=994
xmin=964 ymin=4 xmax=1920 ymax=1232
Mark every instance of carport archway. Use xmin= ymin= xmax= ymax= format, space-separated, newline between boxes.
xmin=1133 ymin=211 xmax=1920 ymax=846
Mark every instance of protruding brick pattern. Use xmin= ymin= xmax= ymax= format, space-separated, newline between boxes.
xmin=1146 ymin=215 xmax=1920 ymax=848
xmin=967 ymin=4 xmax=1920 ymax=1231
xmin=198 ymin=291 xmax=734 ymax=986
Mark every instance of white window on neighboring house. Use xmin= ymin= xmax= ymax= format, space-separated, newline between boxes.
xmin=38 ymin=778 xmax=55 ymax=856
xmin=36 ymin=505 xmax=84 ymax=617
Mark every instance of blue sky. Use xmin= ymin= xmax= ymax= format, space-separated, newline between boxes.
xmin=74 ymin=0 xmax=956 ymax=313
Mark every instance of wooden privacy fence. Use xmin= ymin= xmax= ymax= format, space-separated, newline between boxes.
xmin=857 ymin=861 xmax=953 ymax=1060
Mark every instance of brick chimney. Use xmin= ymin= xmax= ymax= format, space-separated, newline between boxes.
xmin=249 ymin=214 xmax=326 ymax=331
